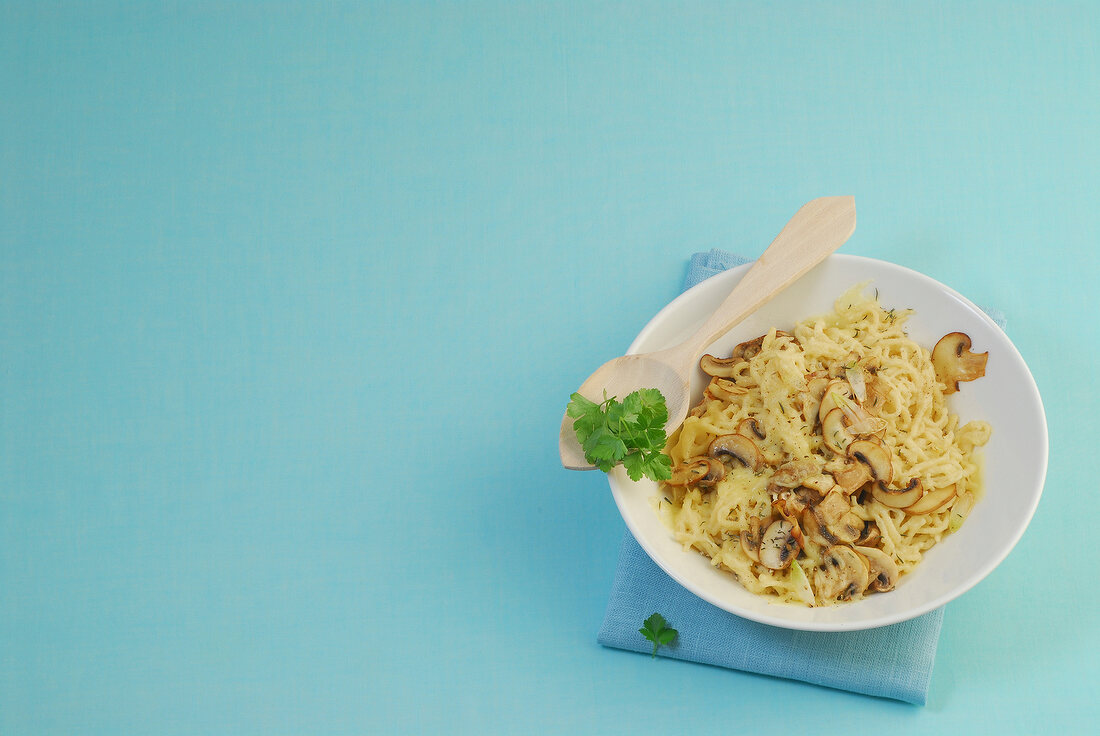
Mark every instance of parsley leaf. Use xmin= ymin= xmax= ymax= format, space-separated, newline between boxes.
xmin=566 ymin=389 xmax=673 ymax=482
xmin=638 ymin=612 xmax=678 ymax=658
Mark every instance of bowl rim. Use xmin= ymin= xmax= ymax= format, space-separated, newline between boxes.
xmin=610 ymin=253 xmax=1048 ymax=631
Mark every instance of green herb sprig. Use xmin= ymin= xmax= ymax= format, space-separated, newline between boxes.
xmin=639 ymin=613 xmax=678 ymax=658
xmin=566 ymin=389 xmax=673 ymax=482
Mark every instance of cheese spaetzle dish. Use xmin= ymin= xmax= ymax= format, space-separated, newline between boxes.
xmin=657 ymin=285 xmax=990 ymax=606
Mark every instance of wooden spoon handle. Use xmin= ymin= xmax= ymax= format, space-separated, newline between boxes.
xmin=672 ymin=196 xmax=856 ymax=360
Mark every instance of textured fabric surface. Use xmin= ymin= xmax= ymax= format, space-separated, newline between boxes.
xmin=599 ymin=535 xmax=944 ymax=704
xmin=599 ymin=248 xmax=1005 ymax=705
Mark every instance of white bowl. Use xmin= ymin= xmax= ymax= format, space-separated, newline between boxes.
xmin=609 ymin=254 xmax=1047 ymax=631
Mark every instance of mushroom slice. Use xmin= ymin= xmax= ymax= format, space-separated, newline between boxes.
xmin=813 ymin=491 xmax=864 ymax=545
xmin=863 ymin=379 xmax=887 ymax=416
xmin=697 ymin=458 xmax=727 ymax=488
xmin=758 ymin=519 xmax=801 ymax=570
xmin=793 ymin=486 xmax=824 ymax=511
xmin=772 ymin=500 xmax=810 ymax=552
xmin=814 ymin=546 xmax=870 ymax=602
xmin=855 ymin=520 xmax=881 ymax=548
xmin=801 ymin=473 xmax=836 ymax=494
xmin=818 ymin=380 xmax=852 ymax=424
xmin=667 ymin=457 xmax=726 ymax=488
xmin=815 ymin=490 xmax=850 ymax=519
xmin=730 ymin=335 xmax=766 ymax=362
xmin=931 ymin=332 xmax=988 ymax=394
xmin=740 ymin=517 xmax=764 ymax=563
xmin=821 ymin=408 xmax=853 ymax=454
xmin=830 ymin=460 xmax=873 ymax=495
xmin=799 ymin=376 xmax=830 ymax=426
xmin=769 ymin=459 xmax=820 ymax=489
xmin=847 ymin=439 xmax=893 ymax=484
xmin=904 ymin=483 xmax=957 ymax=515
xmin=737 ymin=417 xmax=766 ymax=441
xmin=871 ymin=478 xmax=924 ymax=509
xmin=708 ymin=434 xmax=763 ymax=472
xmin=775 ymin=486 xmax=823 ymax=517
xmin=853 ymin=546 xmax=899 ymax=592
xmin=705 ymin=377 xmax=748 ymax=402
xmin=700 ymin=354 xmax=740 ymax=378
xmin=801 ymin=508 xmax=831 ymax=547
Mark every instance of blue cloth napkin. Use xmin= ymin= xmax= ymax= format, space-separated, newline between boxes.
xmin=598 ymin=249 xmax=1005 ymax=705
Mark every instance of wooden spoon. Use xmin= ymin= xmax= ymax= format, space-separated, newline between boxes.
xmin=559 ymin=196 xmax=856 ymax=470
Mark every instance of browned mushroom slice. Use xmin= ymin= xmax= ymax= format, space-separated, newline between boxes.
xmin=801 ymin=473 xmax=836 ymax=494
xmin=771 ymin=497 xmax=795 ymax=525
xmin=863 ymin=379 xmax=887 ymax=416
xmin=931 ymin=332 xmax=988 ymax=394
xmin=854 ymin=520 xmax=881 ymax=548
xmin=773 ymin=498 xmax=808 ymax=549
xmin=814 ymin=545 xmax=871 ymax=601
xmin=801 ymin=508 xmax=830 ymax=547
xmin=737 ymin=417 xmax=766 ymax=441
xmin=667 ymin=459 xmax=707 ymax=486
xmin=797 ymin=486 xmax=823 ymax=508
xmin=774 ymin=484 xmax=827 ymax=519
xmin=775 ymin=329 xmax=797 ymax=344
xmin=704 ymin=377 xmax=748 ymax=402
xmin=812 ymin=491 xmax=864 ymax=544
xmin=740 ymin=517 xmax=764 ymax=563
xmin=699 ymin=354 xmax=740 ymax=378
xmin=830 ymin=460 xmax=873 ymax=495
xmin=697 ymin=458 xmax=727 ymax=488
xmin=815 ymin=489 xmax=850 ymax=518
xmin=871 ymin=478 xmax=924 ymax=508
xmin=758 ymin=519 xmax=801 ymax=570
xmin=821 ymin=408 xmax=853 ymax=454
xmin=847 ymin=439 xmax=893 ymax=484
xmin=769 ymin=459 xmax=820 ymax=489
xmin=729 ymin=335 xmax=766 ymax=362
xmin=708 ymin=434 xmax=763 ymax=472
xmin=904 ymin=483 xmax=957 ymax=515
xmin=853 ymin=545 xmax=899 ymax=592
xmin=667 ymin=457 xmax=726 ymax=488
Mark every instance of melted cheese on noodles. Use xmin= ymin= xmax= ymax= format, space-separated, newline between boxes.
xmin=658 ymin=285 xmax=990 ymax=606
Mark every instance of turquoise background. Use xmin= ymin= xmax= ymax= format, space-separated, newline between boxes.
xmin=1 ymin=1 xmax=1096 ymax=733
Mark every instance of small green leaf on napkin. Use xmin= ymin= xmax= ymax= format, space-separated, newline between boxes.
xmin=639 ymin=613 xmax=678 ymax=658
